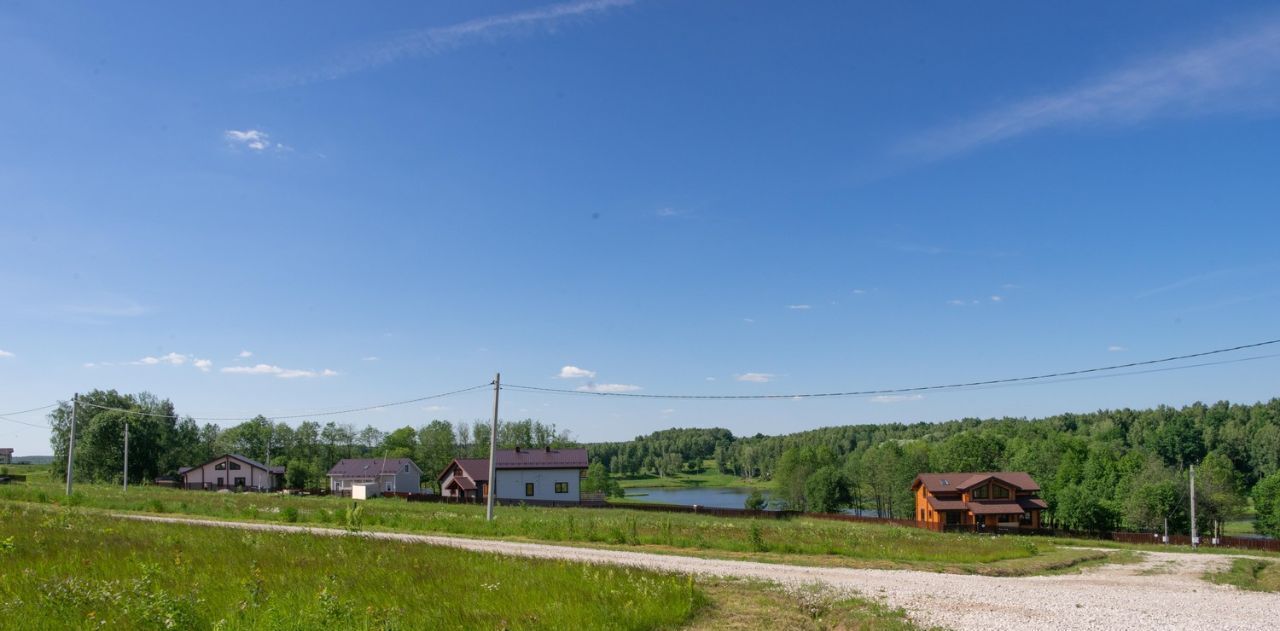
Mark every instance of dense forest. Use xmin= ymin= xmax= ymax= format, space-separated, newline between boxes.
xmin=47 ymin=389 xmax=576 ymax=492
xmin=588 ymin=399 xmax=1280 ymax=537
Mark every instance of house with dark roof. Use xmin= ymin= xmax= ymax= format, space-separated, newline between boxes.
xmin=912 ymin=472 xmax=1047 ymax=530
xmin=437 ymin=447 xmax=589 ymax=503
xmin=327 ymin=458 xmax=422 ymax=495
xmin=178 ymin=454 xmax=285 ymax=491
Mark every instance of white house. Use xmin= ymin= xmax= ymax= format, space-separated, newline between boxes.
xmin=437 ymin=447 xmax=589 ymax=503
xmin=178 ymin=454 xmax=284 ymax=491
xmin=327 ymin=458 xmax=422 ymax=495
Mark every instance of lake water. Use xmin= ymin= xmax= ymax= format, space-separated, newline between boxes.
xmin=624 ymin=486 xmax=883 ymax=516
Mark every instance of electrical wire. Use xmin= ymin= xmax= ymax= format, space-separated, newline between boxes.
xmin=0 ymin=403 xmax=57 ymax=416
xmin=0 ymin=414 xmax=52 ymax=429
xmin=502 ymin=337 xmax=1280 ymax=400
xmin=74 ymin=383 xmax=493 ymax=422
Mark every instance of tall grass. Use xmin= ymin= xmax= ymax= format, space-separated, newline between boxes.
xmin=0 ymin=503 xmax=703 ymax=630
xmin=0 ymin=478 xmax=1039 ymax=566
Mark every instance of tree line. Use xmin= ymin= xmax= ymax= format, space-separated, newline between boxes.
xmin=587 ymin=399 xmax=1280 ymax=537
xmin=48 ymin=389 xmax=576 ymax=491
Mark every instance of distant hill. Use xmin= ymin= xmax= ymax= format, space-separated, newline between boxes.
xmin=12 ymin=455 xmax=53 ymax=464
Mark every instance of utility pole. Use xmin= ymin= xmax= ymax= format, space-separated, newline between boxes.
xmin=486 ymin=373 xmax=500 ymax=522
xmin=123 ymin=421 xmax=129 ymax=492
xmin=65 ymin=393 xmax=78 ymax=496
xmin=1189 ymin=463 xmax=1198 ymax=549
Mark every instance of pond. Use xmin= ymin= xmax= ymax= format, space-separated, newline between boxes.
xmin=623 ymin=486 xmax=885 ymax=516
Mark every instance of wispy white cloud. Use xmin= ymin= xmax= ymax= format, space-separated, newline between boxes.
xmin=898 ymin=15 xmax=1280 ymax=161
xmin=136 ymin=352 xmax=189 ymax=366
xmin=557 ymin=365 xmax=596 ymax=379
xmin=220 ymin=364 xmax=337 ymax=379
xmin=423 ymin=405 xmax=449 ymax=412
xmin=947 ymin=299 xmax=980 ymax=306
xmin=990 ymin=295 xmax=1004 ymax=302
xmin=1108 ymin=345 xmax=1128 ymax=352
xmin=0 ymin=349 xmax=12 ymax=358
xmin=736 ymin=373 xmax=774 ymax=383
xmin=705 ymin=376 xmax=717 ymax=381
xmin=656 ymin=207 xmax=682 ymax=217
xmin=193 ymin=359 xmax=213 ymax=372
xmin=787 ymin=304 xmax=812 ymax=310
xmin=224 ymin=129 xmax=289 ymax=152
xmin=1135 ymin=263 xmax=1279 ymax=298
xmin=576 ymin=383 xmax=641 ymax=393
xmin=267 ymin=0 xmax=635 ymax=87
xmin=238 ymin=350 xmax=253 ymax=358
xmin=362 ymin=356 xmax=380 ymax=362
xmin=742 ymin=318 xmax=755 ymax=323
xmin=869 ymin=394 xmax=924 ymax=404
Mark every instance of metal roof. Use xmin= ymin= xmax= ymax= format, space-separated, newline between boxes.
xmin=327 ymin=458 xmax=421 ymax=477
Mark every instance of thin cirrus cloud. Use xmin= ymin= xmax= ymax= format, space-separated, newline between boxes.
xmin=0 ymin=349 xmax=13 ymax=358
xmin=261 ymin=0 xmax=635 ymax=87
xmin=897 ymin=14 xmax=1280 ymax=162
xmin=576 ymin=383 xmax=641 ymax=393
xmin=221 ymin=364 xmax=338 ymax=379
xmin=736 ymin=373 xmax=774 ymax=383
xmin=557 ymin=365 xmax=596 ymax=379
xmin=786 ymin=304 xmax=812 ymax=310
xmin=1108 ymin=345 xmax=1128 ymax=352
xmin=133 ymin=352 xmax=213 ymax=372
xmin=224 ymin=129 xmax=289 ymax=152
xmin=869 ymin=394 xmax=925 ymax=404
xmin=238 ymin=350 xmax=253 ymax=358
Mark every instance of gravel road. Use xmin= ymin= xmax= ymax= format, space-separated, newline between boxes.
xmin=119 ymin=514 xmax=1280 ymax=631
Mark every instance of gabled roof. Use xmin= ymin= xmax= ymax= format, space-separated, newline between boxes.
xmin=967 ymin=502 xmax=1025 ymax=515
xmin=0 ymin=448 xmax=13 ymax=455
xmin=495 ymin=447 xmax=588 ymax=469
xmin=436 ymin=448 xmax=589 ymax=482
xmin=912 ymin=472 xmax=1040 ymax=493
xmin=179 ymin=453 xmax=285 ymax=475
xmin=327 ymin=458 xmax=422 ymax=477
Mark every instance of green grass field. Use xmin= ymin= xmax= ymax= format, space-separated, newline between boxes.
xmin=617 ymin=460 xmax=771 ymax=490
xmin=0 ymin=503 xmax=703 ymax=630
xmin=0 ymin=476 xmax=1117 ymax=578
xmin=1205 ymin=558 xmax=1280 ymax=592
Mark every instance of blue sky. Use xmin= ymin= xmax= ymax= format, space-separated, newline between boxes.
xmin=2 ymin=1 xmax=1279 ymax=454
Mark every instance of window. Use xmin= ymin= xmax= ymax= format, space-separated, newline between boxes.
xmin=555 ymin=482 xmax=568 ymax=493
xmin=992 ymin=485 xmax=1010 ymax=499
xmin=230 ymin=462 xmax=241 ymax=470
xmin=403 ymin=464 xmax=410 ymax=473
xmin=972 ymin=485 xmax=988 ymax=499
xmin=215 ymin=463 xmax=225 ymax=471
xmin=525 ymin=483 xmax=535 ymax=497
xmin=234 ymin=477 xmax=246 ymax=487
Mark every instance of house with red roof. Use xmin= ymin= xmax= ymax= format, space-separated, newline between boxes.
xmin=437 ymin=447 xmax=589 ymax=503
xmin=327 ymin=458 xmax=423 ymax=495
xmin=912 ymin=472 xmax=1047 ymax=530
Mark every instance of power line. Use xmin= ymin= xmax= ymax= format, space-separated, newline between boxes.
xmin=74 ymin=383 xmax=493 ymax=422
xmin=0 ymin=403 xmax=57 ymax=416
xmin=0 ymin=414 xmax=51 ymax=429
xmin=502 ymin=337 xmax=1280 ymax=400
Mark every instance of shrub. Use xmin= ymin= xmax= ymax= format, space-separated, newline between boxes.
xmin=281 ymin=507 xmax=299 ymax=523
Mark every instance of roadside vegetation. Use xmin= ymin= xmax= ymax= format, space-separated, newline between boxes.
xmin=0 ymin=503 xmax=702 ymax=630
xmin=0 ymin=478 xmax=1104 ymax=575
xmin=1205 ymin=558 xmax=1280 ymax=592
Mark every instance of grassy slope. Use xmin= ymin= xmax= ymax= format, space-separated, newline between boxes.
xmin=1205 ymin=558 xmax=1280 ymax=592
xmin=0 ymin=478 xmax=1097 ymax=575
xmin=618 ymin=460 xmax=771 ymax=490
xmin=0 ymin=503 xmax=702 ymax=630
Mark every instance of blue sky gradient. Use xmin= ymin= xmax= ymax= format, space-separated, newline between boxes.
xmin=2 ymin=1 xmax=1278 ymax=454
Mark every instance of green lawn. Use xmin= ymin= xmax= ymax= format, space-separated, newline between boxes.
xmin=617 ymin=460 xmax=771 ymax=490
xmin=0 ymin=503 xmax=703 ymax=630
xmin=0 ymin=476 xmax=1104 ymax=575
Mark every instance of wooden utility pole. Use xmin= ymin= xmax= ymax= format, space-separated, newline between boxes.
xmin=486 ymin=373 xmax=500 ymax=522
xmin=1189 ymin=463 xmax=1198 ymax=549
xmin=123 ymin=421 xmax=129 ymax=492
xmin=65 ymin=393 xmax=78 ymax=496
